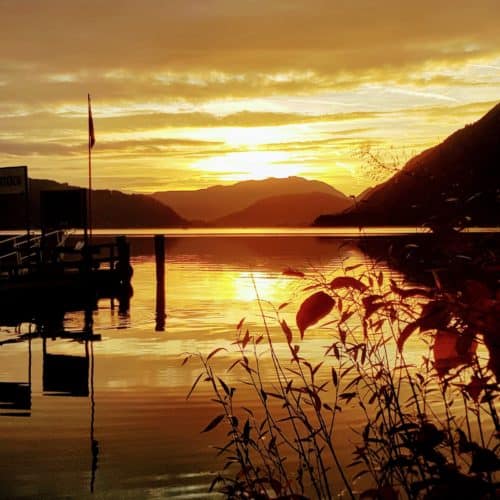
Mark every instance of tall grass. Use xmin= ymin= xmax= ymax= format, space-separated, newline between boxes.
xmin=185 ymin=248 xmax=499 ymax=499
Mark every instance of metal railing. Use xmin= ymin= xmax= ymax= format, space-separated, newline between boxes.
xmin=0 ymin=230 xmax=68 ymax=273
xmin=1 ymin=233 xmax=128 ymax=280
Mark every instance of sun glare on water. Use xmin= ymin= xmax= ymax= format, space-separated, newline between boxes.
xmin=233 ymin=272 xmax=289 ymax=304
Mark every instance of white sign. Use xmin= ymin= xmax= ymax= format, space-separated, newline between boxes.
xmin=0 ymin=166 xmax=27 ymax=195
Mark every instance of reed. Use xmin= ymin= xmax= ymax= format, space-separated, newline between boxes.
xmin=185 ymin=242 xmax=499 ymax=499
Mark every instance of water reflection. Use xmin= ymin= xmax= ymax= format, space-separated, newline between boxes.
xmin=0 ymin=336 xmax=31 ymax=418
xmin=0 ymin=381 xmax=31 ymax=416
xmin=0 ymin=233 xmax=462 ymax=498
xmin=0 ymin=305 xmax=101 ymax=495
xmin=154 ymin=235 xmax=166 ymax=332
xmin=43 ymin=341 xmax=89 ymax=397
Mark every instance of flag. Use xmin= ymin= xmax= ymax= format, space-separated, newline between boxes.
xmin=88 ymin=93 xmax=95 ymax=148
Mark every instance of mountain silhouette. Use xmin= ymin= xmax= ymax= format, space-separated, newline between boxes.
xmin=315 ymin=102 xmax=500 ymax=228
xmin=153 ymin=176 xmax=346 ymax=222
xmin=214 ymin=191 xmax=353 ymax=227
xmin=0 ymin=178 xmax=187 ymax=229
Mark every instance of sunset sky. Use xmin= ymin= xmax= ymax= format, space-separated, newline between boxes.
xmin=1 ymin=0 xmax=499 ymax=195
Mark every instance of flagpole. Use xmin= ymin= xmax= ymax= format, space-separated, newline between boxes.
xmin=88 ymin=94 xmax=94 ymax=243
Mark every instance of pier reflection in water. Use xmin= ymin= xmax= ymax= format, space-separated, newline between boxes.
xmin=0 ymin=306 xmax=101 ymax=494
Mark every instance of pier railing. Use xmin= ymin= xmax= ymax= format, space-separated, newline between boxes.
xmin=0 ymin=233 xmax=130 ymax=282
xmin=0 ymin=230 xmax=67 ymax=274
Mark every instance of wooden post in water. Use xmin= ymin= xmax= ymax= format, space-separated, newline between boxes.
xmin=116 ymin=236 xmax=131 ymax=313
xmin=116 ymin=236 xmax=130 ymax=279
xmin=154 ymin=235 xmax=166 ymax=331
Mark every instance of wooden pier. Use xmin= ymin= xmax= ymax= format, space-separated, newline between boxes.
xmin=0 ymin=231 xmax=132 ymax=317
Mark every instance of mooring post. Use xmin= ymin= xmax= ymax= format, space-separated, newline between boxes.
xmin=116 ymin=236 xmax=130 ymax=281
xmin=116 ymin=236 xmax=131 ymax=313
xmin=154 ymin=234 xmax=166 ymax=331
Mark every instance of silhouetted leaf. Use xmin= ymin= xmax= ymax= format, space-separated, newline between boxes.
xmin=227 ymin=359 xmax=241 ymax=372
xmin=333 ymin=344 xmax=340 ymax=359
xmin=362 ymin=423 xmax=370 ymax=442
xmin=419 ymin=300 xmax=450 ymax=331
xmin=236 ymin=317 xmax=245 ymax=330
xmin=484 ymin=334 xmax=500 ymax=382
xmin=242 ymin=419 xmax=251 ymax=444
xmin=269 ymin=478 xmax=282 ymax=495
xmin=455 ymin=331 xmax=476 ymax=356
xmin=283 ymin=267 xmax=305 ymax=278
xmin=433 ymin=330 xmax=477 ymax=377
xmin=207 ymin=347 xmax=227 ymax=361
xmin=309 ymin=391 xmax=322 ymax=411
xmin=330 ymin=276 xmax=367 ymax=293
xmin=218 ymin=377 xmax=231 ymax=397
xmin=415 ymin=422 xmax=445 ymax=452
xmin=201 ymin=414 xmax=225 ymax=433
xmin=463 ymin=279 xmax=491 ymax=304
xmin=362 ymin=296 xmax=385 ymax=320
xmin=390 ymin=281 xmax=431 ymax=299
xmin=312 ymin=362 xmax=323 ymax=376
xmin=186 ymin=372 xmax=203 ymax=400
xmin=280 ymin=319 xmax=293 ymax=344
xmin=345 ymin=263 xmax=362 ymax=272
xmin=340 ymin=310 xmax=354 ymax=324
xmin=267 ymin=392 xmax=285 ymax=400
xmin=397 ymin=319 xmax=421 ymax=352
xmin=302 ymin=283 xmax=321 ymax=291
xmin=457 ymin=428 xmax=476 ymax=453
xmin=331 ymin=367 xmax=338 ymax=387
xmin=208 ymin=474 xmax=223 ymax=492
xmin=339 ymin=392 xmax=357 ymax=402
xmin=296 ymin=291 xmax=335 ymax=339
xmin=242 ymin=407 xmax=254 ymax=417
xmin=470 ymin=446 xmax=500 ymax=472
xmin=465 ymin=375 xmax=487 ymax=403
xmin=338 ymin=325 xmax=347 ymax=344
xmin=377 ymin=271 xmax=384 ymax=287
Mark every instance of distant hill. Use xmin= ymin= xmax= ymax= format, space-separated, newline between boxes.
xmin=315 ymin=102 xmax=500 ymax=228
xmin=0 ymin=178 xmax=188 ymax=229
xmin=153 ymin=176 xmax=346 ymax=221
xmin=214 ymin=191 xmax=353 ymax=227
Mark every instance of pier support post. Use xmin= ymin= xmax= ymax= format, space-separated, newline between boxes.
xmin=154 ymin=235 xmax=166 ymax=331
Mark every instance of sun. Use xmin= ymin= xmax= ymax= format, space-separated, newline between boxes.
xmin=192 ymin=150 xmax=303 ymax=181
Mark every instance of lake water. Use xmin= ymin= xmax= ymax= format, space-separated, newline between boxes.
xmin=0 ymin=229 xmax=490 ymax=498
